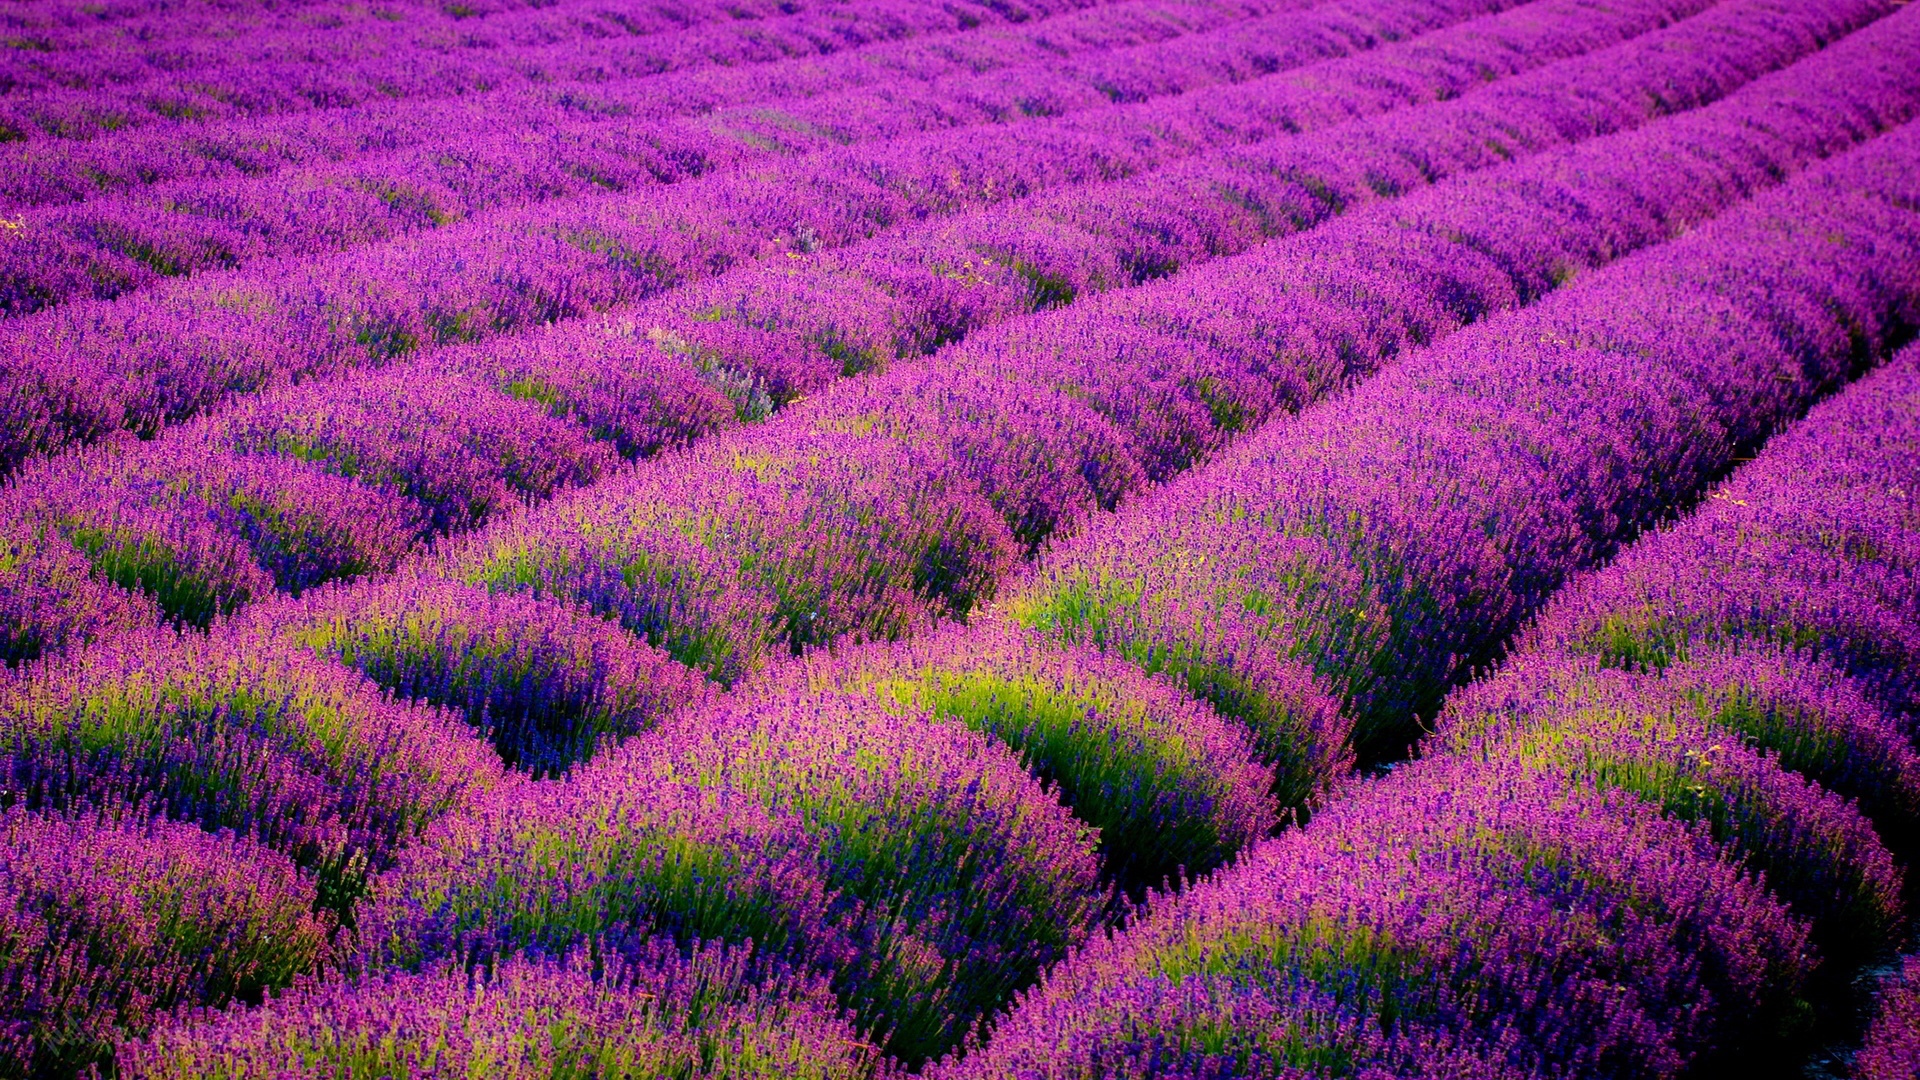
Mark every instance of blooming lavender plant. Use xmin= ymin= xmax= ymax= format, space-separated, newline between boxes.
xmin=251 ymin=573 xmax=713 ymax=776
xmin=0 ymin=804 xmax=331 ymax=1077
xmin=1443 ymin=667 xmax=1903 ymax=961
xmin=617 ymin=691 xmax=1106 ymax=1063
xmin=1855 ymin=955 xmax=1920 ymax=1080
xmin=1520 ymin=350 xmax=1920 ymax=719
xmin=120 ymin=936 xmax=890 ymax=1080
xmin=962 ymin=756 xmax=1811 ymax=1078
xmin=208 ymin=367 xmax=618 ymax=536
xmin=455 ymin=427 xmax=1018 ymax=676
xmin=0 ymin=628 xmax=505 ymax=911
xmin=354 ymin=763 xmax=843 ymax=978
xmin=0 ymin=519 xmax=159 ymax=667
xmin=774 ymin=620 xmax=1279 ymax=891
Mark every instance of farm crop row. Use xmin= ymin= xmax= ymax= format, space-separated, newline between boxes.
xmin=0 ymin=0 xmax=1292 ymax=208
xmin=2 ymin=0 xmax=1108 ymax=142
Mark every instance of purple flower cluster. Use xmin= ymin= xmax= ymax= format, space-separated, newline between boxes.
xmin=354 ymin=688 xmax=1103 ymax=1064
xmin=1517 ymin=363 xmax=1920 ymax=717
xmin=768 ymin=620 xmax=1280 ymax=890
xmin=2 ymin=435 xmax=423 ymax=644
xmin=452 ymin=426 xmax=1020 ymax=680
xmin=615 ymin=692 xmax=1106 ymax=1062
xmin=121 ymin=936 xmax=890 ymax=1079
xmin=0 ymin=805 xmax=331 ymax=1077
xmin=0 ymin=626 xmax=506 ymax=910
xmin=958 ymin=757 xmax=1811 ymax=1078
xmin=247 ymin=573 xmax=713 ymax=776
xmin=1856 ymin=955 xmax=1920 ymax=1080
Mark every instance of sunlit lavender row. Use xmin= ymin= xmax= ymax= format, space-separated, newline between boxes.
xmin=1 ymin=0 xmax=1917 ymax=1076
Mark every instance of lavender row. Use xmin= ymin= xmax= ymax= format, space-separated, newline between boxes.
xmin=1429 ymin=338 xmax=1920 ymax=940
xmin=2 ymin=0 xmax=780 ymax=94
xmin=956 ymin=752 xmax=1817 ymax=1077
xmin=0 ymin=0 xmax=1849 ymax=661
xmin=1425 ymin=347 xmax=1920 ymax=1043
xmin=1 ymin=0 xmax=1102 ymax=143
xmin=764 ymin=621 xmax=1292 ymax=893
xmin=1857 ymin=955 xmax=1920 ymax=1080
xmin=0 ymin=0 xmax=1295 ymax=210
xmin=1509 ymin=373 xmax=1920 ymax=721
xmin=0 ymin=626 xmax=509 ymax=909
xmin=0 ymin=0 xmax=1673 ymax=471
xmin=948 ymin=347 xmax=1920 ymax=1079
xmin=120 ymin=938 xmax=889 ymax=1079
xmin=0 ymin=804 xmax=331 ymax=1078
xmin=0 ymin=0 xmax=1538 ymax=316
xmin=239 ymin=573 xmax=715 ymax=777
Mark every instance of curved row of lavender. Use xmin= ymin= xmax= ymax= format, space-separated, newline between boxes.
xmin=66 ymin=54 xmax=1920 ymax=1080
xmin=0 ymin=0 xmax=1777 ymax=466
xmin=5 ymin=0 xmax=1907 ymax=675
xmin=954 ymin=339 xmax=1920 ymax=1074
xmin=2 ymin=0 xmax=1546 ymax=315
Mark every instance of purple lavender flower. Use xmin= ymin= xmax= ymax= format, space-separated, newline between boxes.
xmin=452 ymin=426 xmax=1018 ymax=676
xmin=0 ymin=627 xmax=506 ymax=911
xmin=0 ymin=804 xmax=331 ymax=1077
xmin=616 ymin=690 xmax=1106 ymax=1063
xmin=771 ymin=619 xmax=1279 ymax=891
xmin=354 ymin=760 xmax=842 ymax=979
xmin=968 ymin=756 xmax=1809 ymax=1077
xmin=121 ymin=937 xmax=890 ymax=1080
xmin=0 ymin=519 xmax=160 ymax=667
xmin=248 ymin=573 xmax=713 ymax=776
xmin=1441 ymin=664 xmax=1903 ymax=961
xmin=1855 ymin=955 xmax=1920 ymax=1080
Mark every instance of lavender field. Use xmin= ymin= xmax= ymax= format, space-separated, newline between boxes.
xmin=0 ymin=0 xmax=1917 ymax=1074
